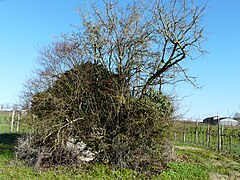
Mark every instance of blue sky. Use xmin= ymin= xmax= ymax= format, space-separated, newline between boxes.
xmin=178 ymin=0 xmax=240 ymax=119
xmin=0 ymin=0 xmax=240 ymax=120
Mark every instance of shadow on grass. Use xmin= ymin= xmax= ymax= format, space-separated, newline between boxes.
xmin=0 ymin=133 xmax=21 ymax=146
xmin=0 ymin=133 xmax=22 ymax=164
xmin=0 ymin=133 xmax=20 ymax=146
xmin=0 ymin=133 xmax=21 ymax=156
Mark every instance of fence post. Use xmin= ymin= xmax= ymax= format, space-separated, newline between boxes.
xmin=16 ymin=112 xmax=20 ymax=132
xmin=229 ymin=134 xmax=232 ymax=153
xmin=206 ymin=124 xmax=210 ymax=148
xmin=11 ymin=109 xmax=16 ymax=133
xmin=195 ymin=121 xmax=199 ymax=144
xmin=221 ymin=125 xmax=224 ymax=151
xmin=217 ymin=117 xmax=221 ymax=150
xmin=183 ymin=127 xmax=186 ymax=143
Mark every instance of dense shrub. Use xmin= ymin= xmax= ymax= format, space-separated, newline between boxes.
xmin=17 ymin=62 xmax=174 ymax=174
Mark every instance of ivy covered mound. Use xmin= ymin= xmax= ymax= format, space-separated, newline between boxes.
xmin=17 ymin=62 xmax=174 ymax=174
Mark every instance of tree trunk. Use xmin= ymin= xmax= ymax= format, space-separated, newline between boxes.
xmin=11 ymin=109 xmax=16 ymax=133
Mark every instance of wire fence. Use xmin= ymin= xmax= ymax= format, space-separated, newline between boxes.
xmin=173 ymin=121 xmax=240 ymax=154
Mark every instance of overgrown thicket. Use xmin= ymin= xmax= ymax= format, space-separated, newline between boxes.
xmin=17 ymin=0 xmax=206 ymax=174
xmin=17 ymin=62 xmax=174 ymax=173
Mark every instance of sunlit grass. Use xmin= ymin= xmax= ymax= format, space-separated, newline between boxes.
xmin=0 ymin=132 xmax=239 ymax=179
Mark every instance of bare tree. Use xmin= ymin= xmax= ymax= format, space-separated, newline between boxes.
xmin=24 ymin=0 xmax=206 ymax=100
xmin=233 ymin=112 xmax=240 ymax=121
xmin=74 ymin=0 xmax=206 ymax=98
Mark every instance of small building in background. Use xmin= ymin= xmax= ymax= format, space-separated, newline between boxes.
xmin=203 ymin=116 xmax=219 ymax=125
xmin=203 ymin=116 xmax=239 ymax=126
xmin=219 ymin=118 xmax=239 ymax=126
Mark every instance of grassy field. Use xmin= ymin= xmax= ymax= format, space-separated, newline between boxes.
xmin=0 ymin=114 xmax=11 ymax=133
xmin=0 ymin=113 xmax=31 ymax=134
xmin=173 ymin=121 xmax=240 ymax=154
xmin=0 ymin=114 xmax=239 ymax=179
xmin=0 ymin=133 xmax=239 ymax=179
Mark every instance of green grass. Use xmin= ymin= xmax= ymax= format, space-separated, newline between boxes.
xmin=173 ymin=121 xmax=240 ymax=154
xmin=0 ymin=132 xmax=239 ymax=179
xmin=0 ymin=115 xmax=239 ymax=179
xmin=169 ymin=146 xmax=240 ymax=179
xmin=0 ymin=114 xmax=32 ymax=133
xmin=0 ymin=114 xmax=11 ymax=133
xmin=158 ymin=162 xmax=209 ymax=180
xmin=0 ymin=114 xmax=10 ymax=122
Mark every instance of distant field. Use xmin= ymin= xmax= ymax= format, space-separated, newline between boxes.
xmin=0 ymin=114 xmax=11 ymax=133
xmin=0 ymin=113 xmax=30 ymax=133
xmin=0 ymin=113 xmax=10 ymax=122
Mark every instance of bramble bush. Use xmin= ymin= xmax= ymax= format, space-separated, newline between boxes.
xmin=17 ymin=62 xmax=174 ymax=174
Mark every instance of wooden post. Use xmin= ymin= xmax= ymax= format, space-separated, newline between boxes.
xmin=200 ymin=126 xmax=203 ymax=145
xmin=11 ymin=109 xmax=16 ymax=133
xmin=218 ymin=117 xmax=221 ymax=150
xmin=206 ymin=124 xmax=210 ymax=148
xmin=195 ymin=120 xmax=199 ymax=144
xmin=229 ymin=134 xmax=232 ymax=153
xmin=16 ymin=112 xmax=20 ymax=132
xmin=183 ymin=128 xmax=186 ymax=143
xmin=221 ymin=125 xmax=224 ymax=151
